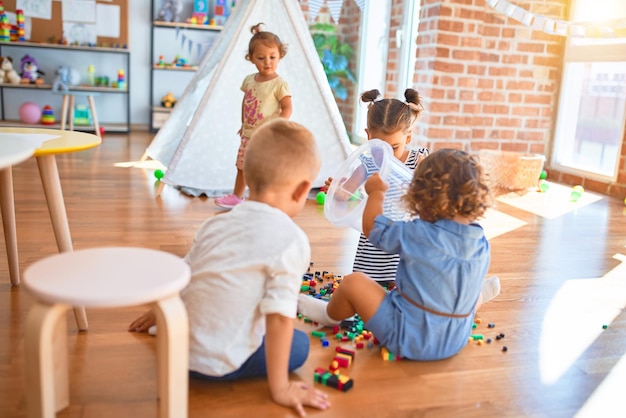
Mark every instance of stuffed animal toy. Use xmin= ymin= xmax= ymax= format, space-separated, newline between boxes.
xmin=0 ymin=56 xmax=20 ymax=84
xmin=52 ymin=66 xmax=81 ymax=92
xmin=20 ymin=54 xmax=45 ymax=84
xmin=157 ymin=0 xmax=183 ymax=22
xmin=161 ymin=92 xmax=177 ymax=108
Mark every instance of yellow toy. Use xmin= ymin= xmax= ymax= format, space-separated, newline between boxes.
xmin=161 ymin=92 xmax=176 ymax=108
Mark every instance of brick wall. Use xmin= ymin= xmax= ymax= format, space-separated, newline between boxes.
xmin=413 ymin=0 xmax=566 ymax=157
xmin=300 ymin=0 xmax=626 ymax=199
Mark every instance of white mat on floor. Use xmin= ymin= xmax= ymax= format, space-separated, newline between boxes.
xmin=479 ymin=208 xmax=527 ymax=240
xmin=114 ymin=160 xmax=167 ymax=170
xmin=496 ymin=181 xmax=603 ymax=219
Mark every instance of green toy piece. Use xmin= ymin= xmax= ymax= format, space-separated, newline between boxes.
xmin=316 ymin=191 xmax=326 ymax=205
xmin=539 ymin=170 xmax=547 ymax=180
xmin=154 ymin=169 xmax=165 ymax=180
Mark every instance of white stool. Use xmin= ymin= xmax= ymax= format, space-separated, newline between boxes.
xmin=23 ymin=247 xmax=191 ymax=418
xmin=53 ymin=91 xmax=102 ymax=139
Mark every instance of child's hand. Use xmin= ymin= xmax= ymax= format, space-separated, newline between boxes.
xmin=272 ymin=381 xmax=330 ymax=417
xmin=323 ymin=177 xmax=333 ymax=191
xmin=365 ymin=172 xmax=389 ymax=196
xmin=128 ymin=309 xmax=156 ymax=332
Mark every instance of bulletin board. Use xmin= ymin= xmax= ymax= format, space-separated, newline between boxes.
xmin=3 ymin=0 xmax=128 ymax=46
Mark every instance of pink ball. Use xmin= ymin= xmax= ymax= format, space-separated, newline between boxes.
xmin=18 ymin=102 xmax=42 ymax=125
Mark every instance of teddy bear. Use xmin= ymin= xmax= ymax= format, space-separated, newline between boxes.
xmin=52 ymin=66 xmax=81 ymax=92
xmin=161 ymin=92 xmax=177 ymax=108
xmin=157 ymin=0 xmax=183 ymax=22
xmin=0 ymin=56 xmax=20 ymax=84
xmin=20 ymin=54 xmax=45 ymax=84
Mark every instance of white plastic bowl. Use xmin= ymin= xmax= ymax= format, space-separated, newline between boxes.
xmin=324 ymin=139 xmax=414 ymax=232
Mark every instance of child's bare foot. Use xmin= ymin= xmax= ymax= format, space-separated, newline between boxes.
xmin=128 ymin=310 xmax=156 ymax=332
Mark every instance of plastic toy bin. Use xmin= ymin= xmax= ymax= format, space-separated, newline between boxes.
xmin=324 ymin=139 xmax=413 ymax=232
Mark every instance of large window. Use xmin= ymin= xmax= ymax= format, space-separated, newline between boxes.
xmin=552 ymin=0 xmax=626 ymax=180
xmin=352 ymin=0 xmax=392 ymax=144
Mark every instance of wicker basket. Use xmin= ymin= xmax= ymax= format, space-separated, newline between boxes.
xmin=478 ymin=150 xmax=545 ymax=195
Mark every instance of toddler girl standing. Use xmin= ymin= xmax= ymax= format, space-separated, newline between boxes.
xmin=216 ymin=23 xmax=292 ymax=209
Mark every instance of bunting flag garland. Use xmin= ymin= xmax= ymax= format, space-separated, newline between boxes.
xmin=308 ymin=0 xmax=324 ymax=22
xmin=486 ymin=0 xmax=626 ymax=38
xmin=326 ymin=0 xmax=343 ymax=24
xmin=307 ymin=0 xmax=365 ymax=23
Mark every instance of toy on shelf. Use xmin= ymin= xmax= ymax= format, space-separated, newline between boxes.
xmin=117 ymin=69 xmax=126 ymax=90
xmin=190 ymin=0 xmax=208 ymax=24
xmin=0 ymin=12 xmax=9 ymax=42
xmin=40 ymin=105 xmax=55 ymax=125
xmin=18 ymin=102 xmax=42 ymax=124
xmin=161 ymin=92 xmax=176 ymax=108
xmin=20 ymin=55 xmax=45 ymax=84
xmin=15 ymin=9 xmax=25 ymax=41
xmin=0 ymin=57 xmax=21 ymax=84
xmin=52 ymin=66 xmax=80 ymax=92
xmin=157 ymin=0 xmax=183 ymax=22
xmin=214 ymin=0 xmax=229 ymax=25
xmin=87 ymin=65 xmax=95 ymax=86
xmin=74 ymin=104 xmax=92 ymax=126
xmin=155 ymin=55 xmax=165 ymax=67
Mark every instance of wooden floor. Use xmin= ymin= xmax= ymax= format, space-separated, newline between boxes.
xmin=1 ymin=132 xmax=626 ymax=418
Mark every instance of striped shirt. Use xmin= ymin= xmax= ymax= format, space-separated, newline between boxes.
xmin=353 ymin=147 xmax=429 ymax=282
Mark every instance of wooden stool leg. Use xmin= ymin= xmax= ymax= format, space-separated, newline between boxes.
xmin=60 ymin=94 xmax=69 ymax=131
xmin=0 ymin=167 xmax=20 ymax=285
xmin=153 ymin=294 xmax=189 ymax=418
xmin=87 ymin=95 xmax=101 ymax=138
xmin=69 ymin=95 xmax=75 ymax=132
xmin=25 ymin=302 xmax=70 ymax=418
xmin=36 ymin=155 xmax=88 ymax=331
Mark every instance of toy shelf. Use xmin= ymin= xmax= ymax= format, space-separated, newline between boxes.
xmin=149 ymin=0 xmax=224 ymax=132
xmin=0 ymin=83 xmax=127 ymax=93
xmin=152 ymin=65 xmax=199 ymax=72
xmin=0 ymin=41 xmax=131 ymax=133
xmin=0 ymin=40 xmax=130 ymax=54
xmin=0 ymin=119 xmax=129 ymax=133
xmin=153 ymin=21 xmax=223 ymax=31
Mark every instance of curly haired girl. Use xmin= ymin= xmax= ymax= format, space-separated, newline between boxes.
xmin=299 ymin=148 xmax=500 ymax=361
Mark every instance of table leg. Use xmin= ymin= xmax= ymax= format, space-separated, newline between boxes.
xmin=154 ymin=294 xmax=189 ymax=418
xmin=0 ymin=167 xmax=20 ymax=285
xmin=36 ymin=155 xmax=88 ymax=331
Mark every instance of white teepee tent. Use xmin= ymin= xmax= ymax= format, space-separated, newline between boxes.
xmin=146 ymin=0 xmax=352 ymax=196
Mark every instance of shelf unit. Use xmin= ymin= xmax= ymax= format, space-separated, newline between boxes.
xmin=0 ymin=41 xmax=131 ymax=133
xmin=149 ymin=2 xmax=222 ymax=131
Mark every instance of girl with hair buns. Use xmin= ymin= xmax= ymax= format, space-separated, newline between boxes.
xmin=216 ymin=23 xmax=292 ymax=209
xmin=325 ymin=88 xmax=429 ymax=289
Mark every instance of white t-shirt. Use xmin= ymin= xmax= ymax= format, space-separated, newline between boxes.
xmin=182 ymin=201 xmax=310 ymax=376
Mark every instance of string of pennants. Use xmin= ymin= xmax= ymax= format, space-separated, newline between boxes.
xmin=175 ymin=27 xmax=214 ymax=60
xmin=307 ymin=0 xmax=365 ymax=24
xmin=487 ymin=0 xmax=626 ymax=38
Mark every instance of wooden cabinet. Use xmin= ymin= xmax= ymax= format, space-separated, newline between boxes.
xmin=0 ymin=41 xmax=130 ymax=133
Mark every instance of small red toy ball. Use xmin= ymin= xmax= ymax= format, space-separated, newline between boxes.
xmin=99 ymin=126 xmax=106 ymax=137
xmin=19 ymin=102 xmax=42 ymax=125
